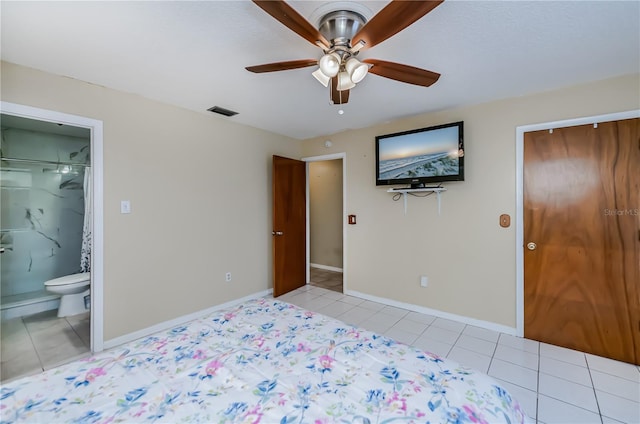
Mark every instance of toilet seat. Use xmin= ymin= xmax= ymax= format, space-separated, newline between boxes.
xmin=44 ymin=272 xmax=90 ymax=287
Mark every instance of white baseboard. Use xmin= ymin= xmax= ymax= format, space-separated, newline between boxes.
xmin=345 ymin=289 xmax=517 ymax=336
xmin=310 ymin=263 xmax=343 ymax=273
xmin=104 ymin=289 xmax=273 ymax=349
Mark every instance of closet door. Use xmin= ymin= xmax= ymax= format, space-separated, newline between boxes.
xmin=524 ymin=118 xmax=640 ymax=364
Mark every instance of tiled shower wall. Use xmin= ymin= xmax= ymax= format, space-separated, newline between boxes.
xmin=1 ymin=126 xmax=89 ymax=298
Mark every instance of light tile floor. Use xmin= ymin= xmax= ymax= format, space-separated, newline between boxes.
xmin=309 ymin=267 xmax=342 ymax=293
xmin=279 ymin=284 xmax=640 ymax=424
xmin=1 ymin=310 xmax=90 ymax=383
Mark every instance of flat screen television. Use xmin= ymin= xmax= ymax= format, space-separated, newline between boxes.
xmin=375 ymin=121 xmax=464 ymax=188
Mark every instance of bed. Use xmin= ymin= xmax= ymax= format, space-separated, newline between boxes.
xmin=1 ymin=297 xmax=527 ymax=423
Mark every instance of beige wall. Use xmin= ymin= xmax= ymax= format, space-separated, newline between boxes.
xmin=302 ymin=74 xmax=640 ymax=328
xmin=309 ymin=160 xmax=343 ymax=269
xmin=1 ymin=61 xmax=301 ymax=340
xmin=4 ymin=60 xmax=637 ymax=336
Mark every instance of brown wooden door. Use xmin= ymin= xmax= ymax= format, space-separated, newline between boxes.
xmin=524 ymin=118 xmax=640 ymax=365
xmin=272 ymin=155 xmax=306 ymax=297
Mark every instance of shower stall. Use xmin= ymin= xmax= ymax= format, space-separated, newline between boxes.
xmin=1 ymin=114 xmax=90 ymax=320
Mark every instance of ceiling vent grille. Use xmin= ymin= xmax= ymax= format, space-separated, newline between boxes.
xmin=207 ymin=106 xmax=238 ymax=117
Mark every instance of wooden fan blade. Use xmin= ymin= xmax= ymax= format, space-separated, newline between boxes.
xmin=330 ymin=77 xmax=350 ymax=104
xmin=363 ymin=59 xmax=440 ymax=87
xmin=353 ymin=0 xmax=443 ymax=50
xmin=246 ymin=59 xmax=318 ymax=73
xmin=252 ymin=0 xmax=329 ymax=47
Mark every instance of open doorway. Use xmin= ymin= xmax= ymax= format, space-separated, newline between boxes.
xmin=0 ymin=102 xmax=104 ymax=383
xmin=305 ymin=154 xmax=345 ymax=293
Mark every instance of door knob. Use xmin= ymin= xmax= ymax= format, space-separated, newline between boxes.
xmin=272 ymin=231 xmax=283 ymax=236
xmin=526 ymin=242 xmax=537 ymax=251
xmin=0 ymin=247 xmax=4 ymax=254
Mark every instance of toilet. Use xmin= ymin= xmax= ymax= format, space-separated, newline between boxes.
xmin=44 ymin=272 xmax=91 ymax=317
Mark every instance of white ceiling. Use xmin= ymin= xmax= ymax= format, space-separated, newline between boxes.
xmin=1 ymin=1 xmax=638 ymax=140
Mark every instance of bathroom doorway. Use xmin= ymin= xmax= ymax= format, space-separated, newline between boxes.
xmin=0 ymin=102 xmax=103 ymax=382
xmin=305 ymin=154 xmax=345 ymax=293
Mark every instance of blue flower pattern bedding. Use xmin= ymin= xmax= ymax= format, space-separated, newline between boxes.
xmin=1 ymin=298 xmax=527 ymax=423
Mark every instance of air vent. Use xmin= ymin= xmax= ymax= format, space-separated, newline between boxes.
xmin=207 ymin=106 xmax=238 ymax=117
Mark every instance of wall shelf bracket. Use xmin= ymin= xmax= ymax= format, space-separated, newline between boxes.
xmin=387 ymin=187 xmax=447 ymax=215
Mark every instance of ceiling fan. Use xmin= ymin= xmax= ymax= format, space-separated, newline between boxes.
xmin=246 ymin=0 xmax=444 ymax=105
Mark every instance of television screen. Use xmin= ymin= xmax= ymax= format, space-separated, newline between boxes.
xmin=375 ymin=121 xmax=464 ymax=187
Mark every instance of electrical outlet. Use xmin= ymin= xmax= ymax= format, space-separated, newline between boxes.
xmin=225 ymin=272 xmax=232 ymax=282
xmin=420 ymin=275 xmax=428 ymax=287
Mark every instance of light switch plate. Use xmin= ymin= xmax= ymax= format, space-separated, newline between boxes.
xmin=121 ymin=200 xmax=131 ymax=214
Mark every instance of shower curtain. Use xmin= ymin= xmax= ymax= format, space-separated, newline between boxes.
xmin=80 ymin=167 xmax=92 ymax=273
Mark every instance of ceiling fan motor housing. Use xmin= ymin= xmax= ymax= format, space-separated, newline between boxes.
xmin=318 ymin=10 xmax=367 ymax=53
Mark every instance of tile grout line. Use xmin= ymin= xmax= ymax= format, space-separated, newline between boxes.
xmin=535 ymin=340 xmax=541 ymax=424
xmin=487 ymin=333 xmax=499 ymax=381
xmin=536 ymin=348 xmax=606 ymax=423
xmin=445 ymin=324 xmax=466 ymax=357
xmin=584 ymin=353 xmax=605 ymax=424
xmin=487 ymin=334 xmax=499 ymax=374
xmin=20 ymin=316 xmax=45 ymax=375
xmin=586 ymin=356 xmax=640 ymax=384
xmin=66 ymin=316 xmax=91 ymax=349
xmin=407 ymin=318 xmax=431 ymax=340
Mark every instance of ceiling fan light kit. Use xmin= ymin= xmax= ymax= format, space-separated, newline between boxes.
xmin=314 ymin=42 xmax=367 ymax=95
xmin=345 ymin=57 xmax=368 ymax=83
xmin=247 ymin=0 xmax=444 ymax=105
xmin=318 ymin=52 xmax=341 ymax=77
xmin=336 ymin=71 xmax=356 ymax=91
xmin=312 ymin=68 xmax=331 ymax=87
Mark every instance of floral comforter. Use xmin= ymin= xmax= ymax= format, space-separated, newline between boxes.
xmin=1 ymin=297 xmax=527 ymax=423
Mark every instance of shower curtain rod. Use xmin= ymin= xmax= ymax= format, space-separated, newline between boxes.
xmin=1 ymin=157 xmax=90 ymax=168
